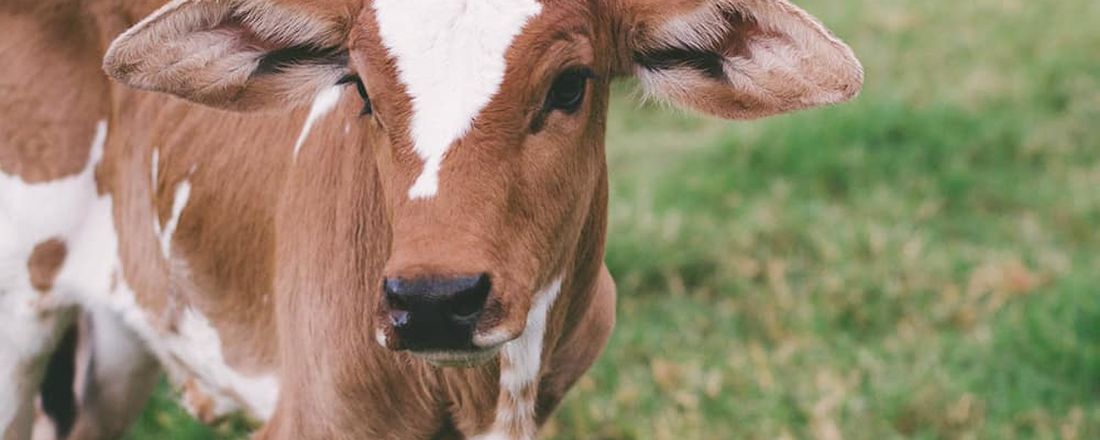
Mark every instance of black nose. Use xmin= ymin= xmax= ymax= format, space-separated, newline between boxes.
xmin=383 ymin=274 xmax=491 ymax=351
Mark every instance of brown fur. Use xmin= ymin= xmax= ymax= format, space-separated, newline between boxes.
xmin=27 ymin=240 xmax=67 ymax=293
xmin=0 ymin=3 xmax=109 ymax=182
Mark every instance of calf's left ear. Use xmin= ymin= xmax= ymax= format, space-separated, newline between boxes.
xmin=103 ymin=0 xmax=351 ymax=111
xmin=622 ymin=0 xmax=863 ymax=119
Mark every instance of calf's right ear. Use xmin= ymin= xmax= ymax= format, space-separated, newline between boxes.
xmin=103 ymin=0 xmax=351 ymax=111
xmin=620 ymin=0 xmax=863 ymax=120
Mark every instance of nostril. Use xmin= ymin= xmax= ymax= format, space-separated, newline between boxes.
xmin=383 ymin=274 xmax=491 ymax=327
xmin=384 ymin=279 xmax=408 ymax=310
xmin=449 ymin=274 xmax=491 ymax=323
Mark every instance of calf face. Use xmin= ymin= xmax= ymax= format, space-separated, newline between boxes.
xmin=104 ymin=0 xmax=861 ymax=366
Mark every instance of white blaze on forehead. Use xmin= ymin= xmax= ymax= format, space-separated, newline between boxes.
xmin=372 ymin=0 xmax=543 ymax=199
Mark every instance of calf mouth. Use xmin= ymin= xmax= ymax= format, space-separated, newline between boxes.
xmin=373 ymin=311 xmax=517 ymax=368
xmin=409 ymin=347 xmax=502 ymax=368
xmin=372 ymin=310 xmax=524 ymax=368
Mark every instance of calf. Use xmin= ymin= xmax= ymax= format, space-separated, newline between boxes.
xmin=0 ymin=0 xmax=861 ymax=438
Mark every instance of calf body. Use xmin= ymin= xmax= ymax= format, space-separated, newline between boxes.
xmin=1 ymin=0 xmax=861 ymax=438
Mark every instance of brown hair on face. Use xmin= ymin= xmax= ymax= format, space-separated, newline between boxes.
xmin=348 ymin=1 xmax=615 ymax=343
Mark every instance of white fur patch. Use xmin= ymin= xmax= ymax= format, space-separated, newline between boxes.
xmin=156 ymin=179 xmax=191 ymax=259
xmin=25 ymin=123 xmax=281 ymax=422
xmin=171 ymin=308 xmax=280 ymax=419
xmin=0 ymin=121 xmax=106 ymax=265
xmin=374 ymin=327 xmax=388 ymax=348
xmin=0 ymin=120 xmax=106 ymax=433
xmin=372 ymin=0 xmax=542 ymax=199
xmin=293 ymin=85 xmax=342 ymax=159
xmin=78 ymin=304 xmax=156 ymax=399
xmin=151 ymin=147 xmax=159 ymax=188
xmin=61 ymin=197 xmax=281 ymax=422
xmin=83 ymin=270 xmax=280 ymax=420
xmin=473 ymin=278 xmax=563 ymax=440
xmin=500 ymin=278 xmax=561 ymax=397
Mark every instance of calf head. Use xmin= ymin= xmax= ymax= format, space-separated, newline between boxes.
xmin=105 ymin=0 xmax=861 ymax=366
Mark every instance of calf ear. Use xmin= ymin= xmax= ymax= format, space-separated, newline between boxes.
xmin=103 ymin=0 xmax=350 ymax=111
xmin=623 ymin=0 xmax=863 ymax=119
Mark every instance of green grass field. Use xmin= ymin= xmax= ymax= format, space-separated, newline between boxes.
xmin=126 ymin=0 xmax=1100 ymax=438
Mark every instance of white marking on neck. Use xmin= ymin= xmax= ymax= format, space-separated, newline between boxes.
xmin=473 ymin=277 xmax=563 ymax=440
xmin=89 ymin=120 xmax=107 ymax=164
xmin=372 ymin=0 xmax=542 ymax=199
xmin=157 ymin=179 xmax=191 ymax=259
xmin=501 ymin=278 xmax=561 ymax=396
xmin=173 ymin=307 xmax=280 ymax=419
xmin=293 ymin=86 xmax=342 ymax=160
xmin=150 ymin=147 xmax=159 ymax=188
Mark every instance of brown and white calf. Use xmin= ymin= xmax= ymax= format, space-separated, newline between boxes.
xmin=0 ymin=0 xmax=861 ymax=438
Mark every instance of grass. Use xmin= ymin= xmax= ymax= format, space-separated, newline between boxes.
xmin=126 ymin=0 xmax=1100 ymax=438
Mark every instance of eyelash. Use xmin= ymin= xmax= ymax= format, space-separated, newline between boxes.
xmin=338 ymin=74 xmax=372 ymax=116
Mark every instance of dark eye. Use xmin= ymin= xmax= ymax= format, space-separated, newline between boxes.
xmin=545 ymin=68 xmax=592 ymax=114
xmin=338 ymin=74 xmax=373 ymax=116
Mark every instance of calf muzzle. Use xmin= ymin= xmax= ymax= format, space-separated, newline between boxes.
xmin=383 ymin=274 xmax=492 ymax=351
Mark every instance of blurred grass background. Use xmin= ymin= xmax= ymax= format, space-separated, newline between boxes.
xmin=126 ymin=0 xmax=1100 ymax=438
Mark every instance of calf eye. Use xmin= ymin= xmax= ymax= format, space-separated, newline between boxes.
xmin=545 ymin=68 xmax=592 ymax=114
xmin=338 ymin=75 xmax=373 ymax=116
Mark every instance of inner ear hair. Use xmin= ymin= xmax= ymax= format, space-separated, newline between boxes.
xmin=632 ymin=46 xmax=726 ymax=80
xmin=630 ymin=5 xmax=758 ymax=79
xmin=104 ymin=0 xmax=354 ymax=110
xmin=254 ymin=45 xmax=349 ymax=77
xmin=231 ymin=0 xmax=350 ymax=50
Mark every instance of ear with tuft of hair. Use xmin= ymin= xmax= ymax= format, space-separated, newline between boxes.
xmin=624 ymin=0 xmax=863 ymax=120
xmin=103 ymin=0 xmax=350 ymax=111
